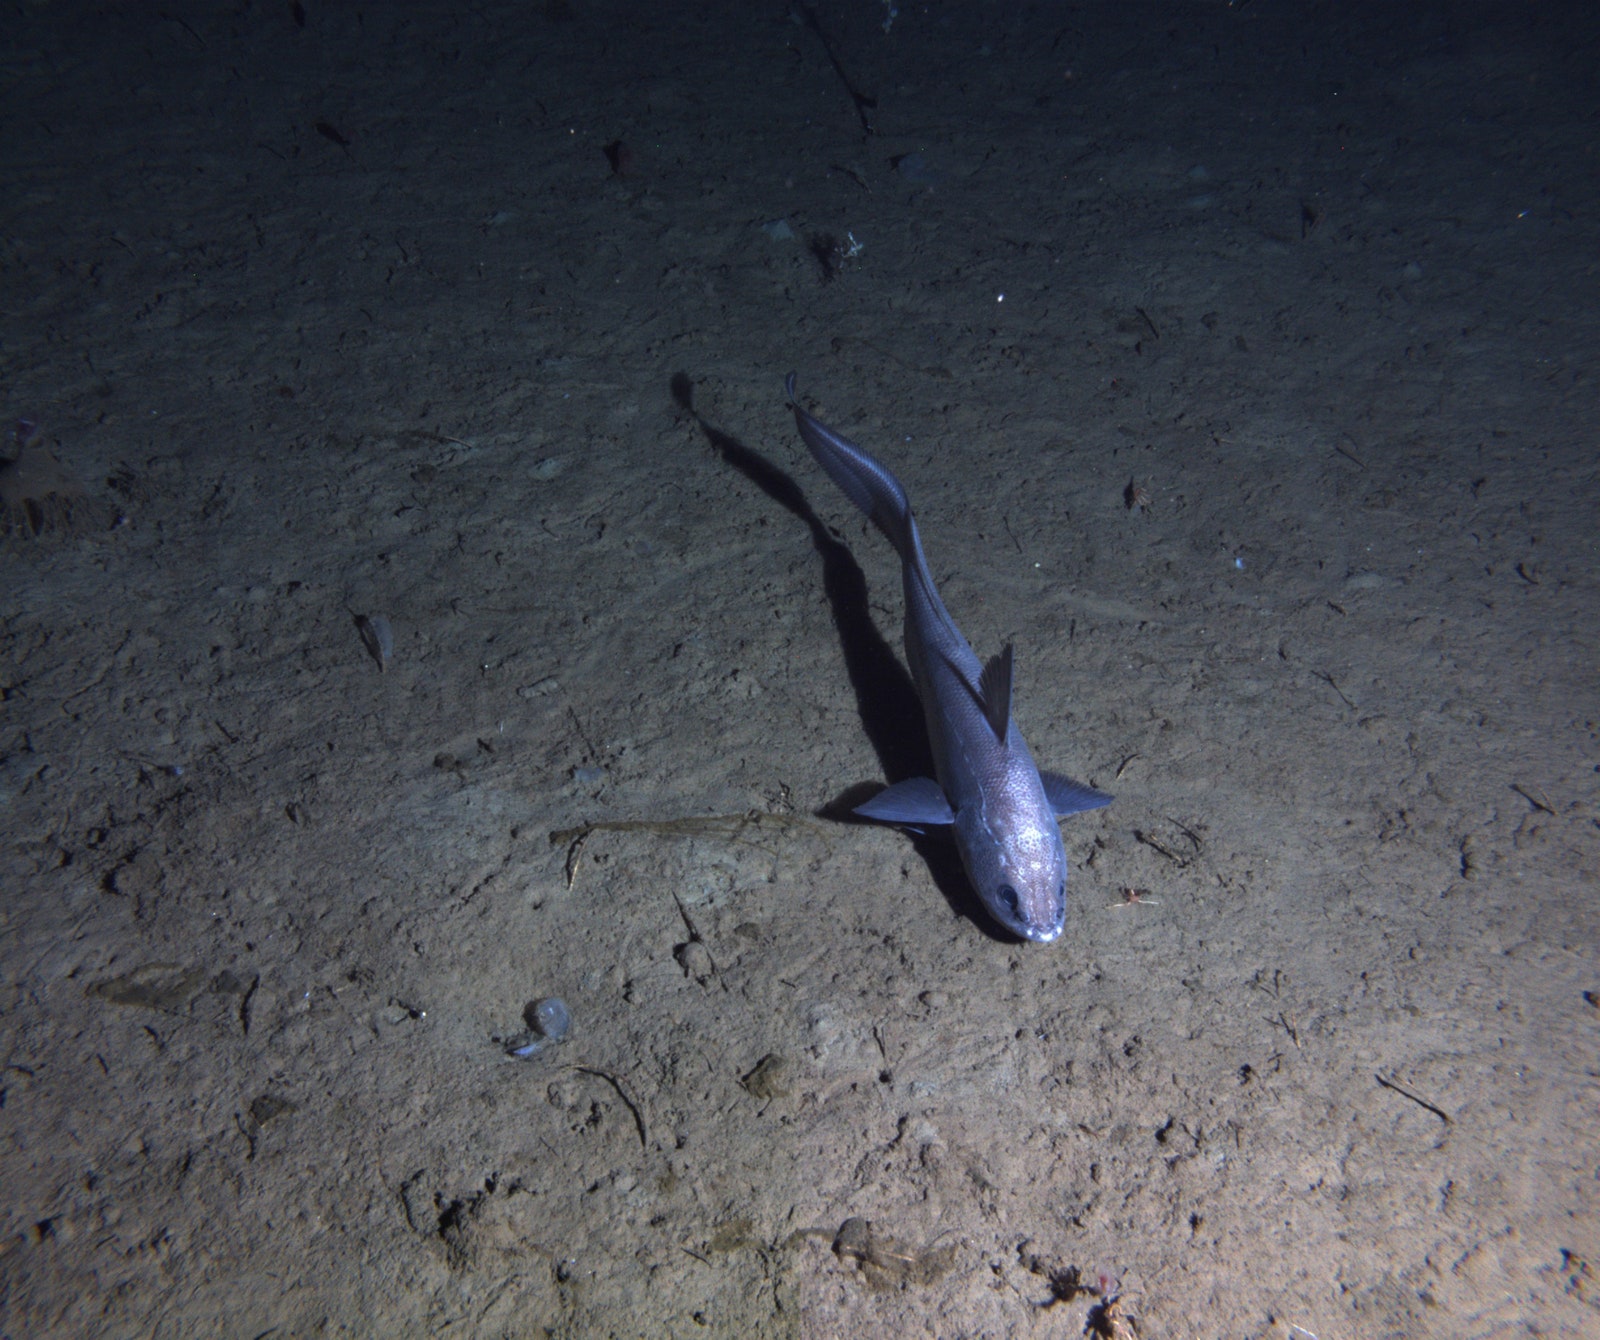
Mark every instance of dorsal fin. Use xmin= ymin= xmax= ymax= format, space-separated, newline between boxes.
xmin=978 ymin=644 xmax=1014 ymax=741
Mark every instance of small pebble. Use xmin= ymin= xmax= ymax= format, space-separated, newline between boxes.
xmin=503 ymin=996 xmax=571 ymax=1059
xmin=531 ymin=996 xmax=571 ymax=1041
xmin=356 ymin=613 xmax=393 ymax=671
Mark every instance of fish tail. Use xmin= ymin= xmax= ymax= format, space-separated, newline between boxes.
xmin=786 ymin=374 xmax=916 ymax=560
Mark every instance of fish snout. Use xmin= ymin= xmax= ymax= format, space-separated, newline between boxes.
xmin=994 ymin=876 xmax=1067 ymax=943
xmin=1018 ymin=895 xmax=1065 ymax=943
xmin=966 ymin=821 xmax=1068 ymax=943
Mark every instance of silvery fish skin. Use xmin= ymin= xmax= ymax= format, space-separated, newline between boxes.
xmin=787 ymin=374 xmax=1112 ymax=942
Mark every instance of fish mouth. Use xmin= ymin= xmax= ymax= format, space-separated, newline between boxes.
xmin=1020 ymin=922 xmax=1064 ymax=944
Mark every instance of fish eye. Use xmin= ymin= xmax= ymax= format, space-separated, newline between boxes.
xmin=1054 ymin=883 xmax=1065 ymax=915
xmin=997 ymin=884 xmax=1020 ymax=917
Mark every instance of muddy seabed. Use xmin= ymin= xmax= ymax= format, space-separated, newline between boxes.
xmin=2 ymin=2 xmax=1597 ymax=1336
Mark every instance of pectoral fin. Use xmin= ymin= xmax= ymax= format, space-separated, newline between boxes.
xmin=1041 ymin=771 xmax=1114 ymax=816
xmin=855 ymin=777 xmax=955 ymax=825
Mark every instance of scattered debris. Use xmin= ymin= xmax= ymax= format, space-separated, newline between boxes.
xmin=831 ymin=1216 xmax=958 ymax=1289
xmin=1375 ymin=1071 xmax=1451 ymax=1123
xmin=792 ymin=0 xmax=877 ymax=134
xmin=1086 ymin=1289 xmax=1138 ymax=1339
xmin=1022 ymin=1253 xmax=1138 ymax=1336
xmin=740 ymin=1053 xmax=791 ymax=1100
xmin=808 ymin=229 xmax=864 ymax=283
xmin=1510 ymin=782 xmax=1556 ymax=815
xmin=1109 ymin=886 xmax=1159 ymax=909
xmin=355 ymin=613 xmax=393 ymax=672
xmin=570 ymin=1065 xmax=648 ymax=1150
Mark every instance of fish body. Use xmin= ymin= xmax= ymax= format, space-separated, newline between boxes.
xmin=787 ymin=374 xmax=1111 ymax=942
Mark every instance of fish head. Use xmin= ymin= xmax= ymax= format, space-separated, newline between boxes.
xmin=956 ymin=795 xmax=1069 ymax=943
